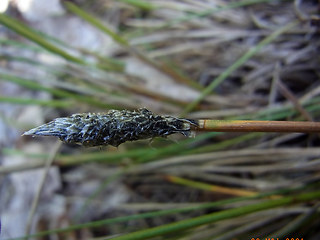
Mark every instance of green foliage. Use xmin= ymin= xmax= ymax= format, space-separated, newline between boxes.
xmin=1 ymin=0 xmax=319 ymax=239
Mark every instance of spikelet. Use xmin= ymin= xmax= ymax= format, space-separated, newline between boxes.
xmin=23 ymin=108 xmax=198 ymax=147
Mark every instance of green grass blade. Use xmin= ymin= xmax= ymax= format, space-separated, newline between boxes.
xmin=8 ymin=185 xmax=312 ymax=240
xmin=0 ymin=14 xmax=85 ymax=64
xmin=135 ymin=132 xmax=220 ymax=163
xmin=118 ymin=0 xmax=156 ymax=11
xmin=181 ymin=21 xmax=298 ymax=116
xmin=163 ymin=0 xmax=288 ymax=27
xmin=166 ymin=175 xmax=257 ymax=196
xmin=0 ymin=38 xmax=45 ymax=52
xmin=64 ymin=2 xmax=204 ymax=91
xmin=0 ymin=96 xmax=72 ymax=108
xmin=237 ymin=97 xmax=320 ymax=120
xmin=105 ymin=190 xmax=320 ymax=240
xmin=57 ymin=148 xmax=151 ymax=165
xmin=0 ymin=72 xmax=117 ymax=109
xmin=187 ymin=133 xmax=263 ymax=154
xmin=64 ymin=2 xmax=129 ymax=46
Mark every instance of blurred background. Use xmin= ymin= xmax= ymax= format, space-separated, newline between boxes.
xmin=0 ymin=0 xmax=319 ymax=239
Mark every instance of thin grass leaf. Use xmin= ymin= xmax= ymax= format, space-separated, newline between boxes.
xmin=187 ymin=133 xmax=264 ymax=155
xmin=0 ymin=96 xmax=72 ymax=108
xmin=0 ymin=38 xmax=45 ymax=52
xmin=0 ymin=55 xmax=44 ymax=65
xmin=267 ymin=209 xmax=319 ymax=239
xmin=0 ymin=54 xmax=125 ymax=100
xmin=75 ymin=172 xmax=122 ymax=220
xmin=0 ymin=148 xmax=152 ymax=174
xmin=238 ymin=97 xmax=320 ymax=121
xmin=64 ymin=1 xmax=202 ymax=91
xmin=94 ymin=55 xmax=125 ymax=72
xmin=8 ymin=185 xmax=311 ymax=240
xmin=0 ymin=72 xmax=117 ymax=109
xmin=0 ymin=14 xmax=85 ymax=64
xmin=181 ymin=21 xmax=298 ymax=116
xmin=117 ymin=0 xmax=157 ymax=11
xmin=166 ymin=175 xmax=258 ymax=196
xmin=163 ymin=0 xmax=289 ymax=28
xmin=135 ymin=132 xmax=220 ymax=163
xmin=1 ymin=134 xmax=218 ymax=173
xmin=2 ymin=148 xmax=48 ymax=160
xmin=64 ymin=2 xmax=129 ymax=46
xmin=102 ymin=190 xmax=320 ymax=240
xmin=0 ymin=29 xmax=122 ymax=73
xmin=0 ymin=134 xmax=216 ymax=173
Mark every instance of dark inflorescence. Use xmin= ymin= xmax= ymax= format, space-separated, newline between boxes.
xmin=23 ymin=108 xmax=198 ymax=147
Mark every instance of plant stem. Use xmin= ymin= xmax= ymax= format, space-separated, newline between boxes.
xmin=193 ymin=120 xmax=320 ymax=133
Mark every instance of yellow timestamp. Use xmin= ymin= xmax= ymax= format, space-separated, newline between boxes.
xmin=251 ymin=238 xmax=303 ymax=240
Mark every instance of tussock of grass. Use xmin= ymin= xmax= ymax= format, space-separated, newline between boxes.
xmin=0 ymin=0 xmax=319 ymax=239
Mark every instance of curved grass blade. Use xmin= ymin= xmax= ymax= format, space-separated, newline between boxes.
xmin=181 ymin=21 xmax=298 ymax=116
xmin=64 ymin=2 xmax=201 ymax=91
xmin=186 ymin=132 xmax=263 ymax=154
xmin=118 ymin=0 xmax=156 ymax=11
xmin=166 ymin=175 xmax=258 ymax=196
xmin=162 ymin=0 xmax=288 ymax=28
xmin=0 ymin=38 xmax=45 ymax=52
xmin=104 ymin=190 xmax=320 ymax=240
xmin=7 ymin=185 xmax=312 ymax=240
xmin=0 ymin=72 xmax=117 ymax=109
xmin=0 ymin=96 xmax=72 ymax=108
xmin=64 ymin=2 xmax=128 ymax=46
xmin=0 ymin=13 xmax=85 ymax=64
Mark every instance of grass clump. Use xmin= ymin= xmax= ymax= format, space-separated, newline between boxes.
xmin=0 ymin=0 xmax=319 ymax=240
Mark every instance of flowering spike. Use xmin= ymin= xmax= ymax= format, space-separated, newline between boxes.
xmin=23 ymin=108 xmax=197 ymax=147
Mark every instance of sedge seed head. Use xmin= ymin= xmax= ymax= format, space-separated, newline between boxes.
xmin=23 ymin=108 xmax=198 ymax=147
